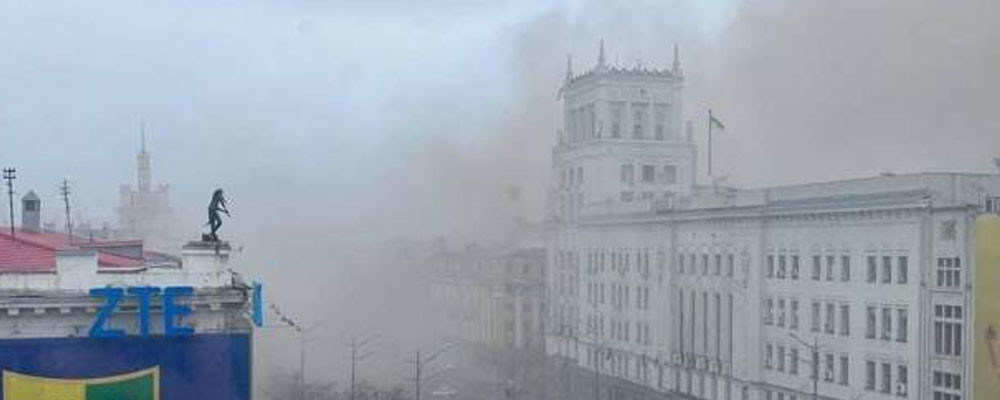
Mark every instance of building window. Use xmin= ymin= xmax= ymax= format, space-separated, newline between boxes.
xmin=897 ymin=309 xmax=908 ymax=343
xmin=790 ymin=300 xmax=800 ymax=330
xmin=791 ymin=255 xmax=800 ymax=279
xmin=865 ymin=361 xmax=876 ymax=391
xmin=882 ymin=307 xmax=893 ymax=340
xmin=633 ymin=106 xmax=645 ymax=139
xmin=811 ymin=302 xmax=821 ymax=332
xmin=642 ymin=165 xmax=655 ymax=182
xmin=936 ymin=257 xmax=961 ymax=288
xmin=826 ymin=255 xmax=835 ymax=281
xmin=778 ymin=255 xmax=787 ymax=279
xmin=882 ymin=256 xmax=892 ymax=284
xmin=777 ymin=299 xmax=786 ymax=327
xmin=790 ymin=348 xmax=799 ymax=375
xmin=841 ymin=255 xmax=851 ymax=282
xmin=881 ymin=363 xmax=891 ymax=394
xmin=777 ymin=346 xmax=786 ymax=372
xmin=825 ymin=353 xmax=835 ymax=382
xmin=621 ymin=191 xmax=634 ymax=202
xmin=765 ymin=298 xmax=774 ymax=325
xmin=663 ymin=165 xmax=678 ymax=185
xmin=934 ymin=305 xmax=963 ymax=356
xmin=933 ymin=371 xmax=962 ymax=400
xmin=839 ymin=356 xmax=849 ymax=386
xmin=621 ymin=164 xmax=634 ymax=183
xmin=866 ymin=306 xmax=876 ymax=339
xmin=867 ymin=256 xmax=877 ymax=283
xmin=611 ymin=103 xmax=623 ymax=138
xmin=840 ymin=305 xmax=850 ymax=336
xmin=654 ymin=105 xmax=667 ymax=140
xmin=825 ymin=303 xmax=835 ymax=334
xmin=897 ymin=365 xmax=908 ymax=397
xmin=715 ymin=254 xmax=722 ymax=276
xmin=988 ymin=196 xmax=1000 ymax=213
xmin=812 ymin=255 xmax=822 ymax=280
xmin=898 ymin=256 xmax=908 ymax=284
xmin=767 ymin=255 xmax=775 ymax=278
xmin=727 ymin=254 xmax=735 ymax=277
xmin=765 ymin=344 xmax=773 ymax=369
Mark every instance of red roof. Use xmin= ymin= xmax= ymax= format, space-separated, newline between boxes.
xmin=0 ymin=228 xmax=144 ymax=273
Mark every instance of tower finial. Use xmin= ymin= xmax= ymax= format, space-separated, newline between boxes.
xmin=566 ymin=54 xmax=573 ymax=81
xmin=598 ymin=39 xmax=606 ymax=67
xmin=140 ymin=118 xmax=147 ymax=154
xmin=672 ymin=43 xmax=682 ymax=75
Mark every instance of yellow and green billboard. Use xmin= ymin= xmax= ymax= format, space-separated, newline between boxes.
xmin=974 ymin=215 xmax=1000 ymax=398
xmin=3 ymin=367 xmax=158 ymax=400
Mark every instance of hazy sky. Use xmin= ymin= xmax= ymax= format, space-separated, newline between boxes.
xmin=2 ymin=0 xmax=998 ymax=392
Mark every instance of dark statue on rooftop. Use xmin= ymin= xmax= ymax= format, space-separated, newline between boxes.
xmin=203 ymin=189 xmax=230 ymax=242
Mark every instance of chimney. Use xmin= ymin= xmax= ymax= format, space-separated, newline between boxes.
xmin=21 ymin=190 xmax=40 ymax=233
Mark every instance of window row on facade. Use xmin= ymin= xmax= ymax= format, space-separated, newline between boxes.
xmin=564 ymin=101 xmax=673 ymax=143
xmin=676 ymin=252 xmax=736 ymax=278
xmin=585 ymin=248 xmax=653 ymax=279
xmin=586 ymin=282 xmax=651 ymax=311
xmin=764 ymin=253 xmax=911 ymax=285
xmin=863 ymin=305 xmax=909 ymax=343
xmin=620 ymin=163 xmax=679 ymax=185
xmin=763 ymin=343 xmax=854 ymax=388
xmin=864 ymin=360 xmax=909 ymax=397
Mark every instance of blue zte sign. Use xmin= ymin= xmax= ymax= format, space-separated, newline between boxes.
xmin=89 ymin=286 xmax=195 ymax=338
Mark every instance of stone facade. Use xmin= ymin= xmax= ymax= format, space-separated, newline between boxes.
xmin=546 ymin=44 xmax=1000 ymax=400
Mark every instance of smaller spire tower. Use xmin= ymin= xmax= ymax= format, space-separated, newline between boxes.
xmin=598 ymin=39 xmax=607 ymax=67
xmin=672 ymin=43 xmax=682 ymax=76
xmin=565 ymin=54 xmax=573 ymax=82
xmin=137 ymin=120 xmax=151 ymax=193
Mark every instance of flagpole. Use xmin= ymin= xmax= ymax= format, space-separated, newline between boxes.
xmin=708 ymin=109 xmax=713 ymax=178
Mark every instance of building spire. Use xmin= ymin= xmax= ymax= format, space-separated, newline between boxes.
xmin=598 ymin=39 xmax=607 ymax=67
xmin=565 ymin=54 xmax=573 ymax=82
xmin=137 ymin=119 xmax=151 ymax=192
xmin=672 ymin=43 xmax=682 ymax=76
xmin=140 ymin=118 xmax=147 ymax=154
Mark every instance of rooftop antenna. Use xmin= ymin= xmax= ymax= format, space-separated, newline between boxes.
xmin=565 ymin=54 xmax=573 ymax=82
xmin=2 ymin=168 xmax=15 ymax=240
xmin=60 ymin=179 xmax=73 ymax=240
xmin=598 ymin=39 xmax=606 ymax=67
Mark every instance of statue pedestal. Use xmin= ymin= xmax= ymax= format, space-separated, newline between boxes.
xmin=182 ymin=240 xmax=231 ymax=275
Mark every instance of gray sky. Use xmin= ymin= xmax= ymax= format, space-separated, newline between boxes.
xmin=2 ymin=0 xmax=998 ymax=391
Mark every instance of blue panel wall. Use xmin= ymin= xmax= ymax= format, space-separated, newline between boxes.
xmin=0 ymin=333 xmax=251 ymax=400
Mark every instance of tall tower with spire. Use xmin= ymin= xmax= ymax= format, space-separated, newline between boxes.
xmin=550 ymin=41 xmax=692 ymax=222
xmin=117 ymin=123 xmax=173 ymax=250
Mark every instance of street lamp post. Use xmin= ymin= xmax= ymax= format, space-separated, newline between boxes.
xmin=408 ymin=342 xmax=456 ymax=400
xmin=349 ymin=332 xmax=380 ymax=400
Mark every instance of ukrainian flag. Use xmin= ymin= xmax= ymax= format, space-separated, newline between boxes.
xmin=3 ymin=367 xmax=159 ymax=400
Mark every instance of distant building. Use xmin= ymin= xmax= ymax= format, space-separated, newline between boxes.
xmin=546 ymin=42 xmax=1000 ymax=400
xmin=428 ymin=244 xmax=547 ymax=399
xmin=117 ymin=133 xmax=173 ymax=250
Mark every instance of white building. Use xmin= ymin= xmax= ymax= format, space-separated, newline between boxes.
xmin=545 ymin=43 xmax=1000 ymax=400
